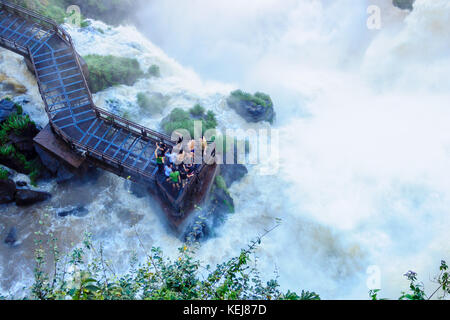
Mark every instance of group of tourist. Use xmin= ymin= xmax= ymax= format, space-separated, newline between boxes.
xmin=154 ymin=137 xmax=208 ymax=191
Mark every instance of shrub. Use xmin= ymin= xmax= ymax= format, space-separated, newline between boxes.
xmin=83 ymin=54 xmax=144 ymax=93
xmin=147 ymin=64 xmax=161 ymax=78
xmin=229 ymin=90 xmax=273 ymax=109
xmin=370 ymin=260 xmax=450 ymax=300
xmin=11 ymin=0 xmax=88 ymax=25
xmin=0 ymin=167 xmax=8 ymax=180
xmin=161 ymin=107 xmax=217 ymax=138
xmin=5 ymin=113 xmax=33 ymax=135
xmin=23 ymin=229 xmax=319 ymax=300
xmin=0 ymin=129 xmax=7 ymax=145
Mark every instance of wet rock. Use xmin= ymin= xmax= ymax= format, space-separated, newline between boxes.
xmin=56 ymin=164 xmax=75 ymax=184
xmin=15 ymin=189 xmax=51 ymax=206
xmin=0 ymin=179 xmax=16 ymax=204
xmin=57 ymin=206 xmax=89 ymax=218
xmin=8 ymin=124 xmax=40 ymax=158
xmin=34 ymin=145 xmax=77 ymax=183
xmin=4 ymin=227 xmax=17 ymax=246
xmin=184 ymin=219 xmax=208 ymax=242
xmin=220 ymin=164 xmax=248 ymax=188
xmin=393 ymin=0 xmax=415 ymax=10
xmin=16 ymin=181 xmax=27 ymax=187
xmin=0 ymin=98 xmax=16 ymax=122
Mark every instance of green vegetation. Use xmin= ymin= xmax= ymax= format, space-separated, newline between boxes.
xmin=0 ymin=167 xmax=8 ymax=180
xmin=147 ymin=64 xmax=161 ymax=78
xmin=227 ymin=90 xmax=275 ymax=124
xmin=215 ymin=175 xmax=228 ymax=193
xmin=136 ymin=92 xmax=169 ymax=115
xmin=370 ymin=260 xmax=450 ymax=300
xmin=4 ymin=113 xmax=33 ymax=135
xmin=0 ymin=104 xmax=41 ymax=185
xmin=13 ymin=0 xmax=138 ymax=27
xmin=21 ymin=228 xmax=319 ymax=300
xmin=161 ymin=105 xmax=218 ymax=138
xmin=83 ymin=54 xmax=145 ymax=93
xmin=189 ymin=104 xmax=206 ymax=118
xmin=229 ymin=90 xmax=273 ymax=110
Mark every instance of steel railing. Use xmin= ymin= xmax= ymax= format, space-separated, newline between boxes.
xmin=0 ymin=0 xmax=215 ymax=204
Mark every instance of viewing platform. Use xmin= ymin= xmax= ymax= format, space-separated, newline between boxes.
xmin=0 ymin=0 xmax=218 ymax=230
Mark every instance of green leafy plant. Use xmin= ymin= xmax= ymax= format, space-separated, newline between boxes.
xmin=228 ymin=90 xmax=273 ymax=110
xmin=136 ymin=92 xmax=169 ymax=115
xmin=189 ymin=104 xmax=205 ymax=118
xmin=12 ymin=0 xmax=92 ymax=26
xmin=0 ymin=105 xmax=41 ymax=185
xmin=22 ymin=226 xmax=319 ymax=300
xmin=0 ymin=167 xmax=9 ymax=180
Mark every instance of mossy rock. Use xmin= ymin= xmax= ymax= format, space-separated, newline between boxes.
xmin=83 ymin=54 xmax=144 ymax=93
xmin=160 ymin=105 xmax=218 ymax=138
xmin=227 ymin=90 xmax=275 ymax=124
xmin=0 ymin=100 xmax=42 ymax=185
xmin=393 ymin=0 xmax=415 ymax=10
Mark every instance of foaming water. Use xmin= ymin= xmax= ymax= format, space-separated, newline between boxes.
xmin=1 ymin=0 xmax=450 ymax=299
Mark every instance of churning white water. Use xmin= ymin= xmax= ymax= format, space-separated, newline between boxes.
xmin=1 ymin=0 xmax=449 ymax=299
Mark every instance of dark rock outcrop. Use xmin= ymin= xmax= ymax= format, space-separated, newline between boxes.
xmin=227 ymin=90 xmax=276 ymax=124
xmin=15 ymin=189 xmax=51 ymax=206
xmin=34 ymin=145 xmax=85 ymax=184
xmin=210 ymin=187 xmax=235 ymax=215
xmin=0 ymin=179 xmax=16 ymax=204
xmin=220 ymin=164 xmax=248 ymax=188
xmin=57 ymin=206 xmax=89 ymax=218
xmin=4 ymin=227 xmax=17 ymax=246
xmin=393 ymin=0 xmax=415 ymax=10
xmin=34 ymin=145 xmax=60 ymax=176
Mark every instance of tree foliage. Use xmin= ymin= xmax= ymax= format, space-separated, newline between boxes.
xmin=18 ymin=226 xmax=320 ymax=301
xmin=161 ymin=106 xmax=218 ymax=138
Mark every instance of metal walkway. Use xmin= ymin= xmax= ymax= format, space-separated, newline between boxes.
xmin=0 ymin=1 xmax=177 ymax=185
